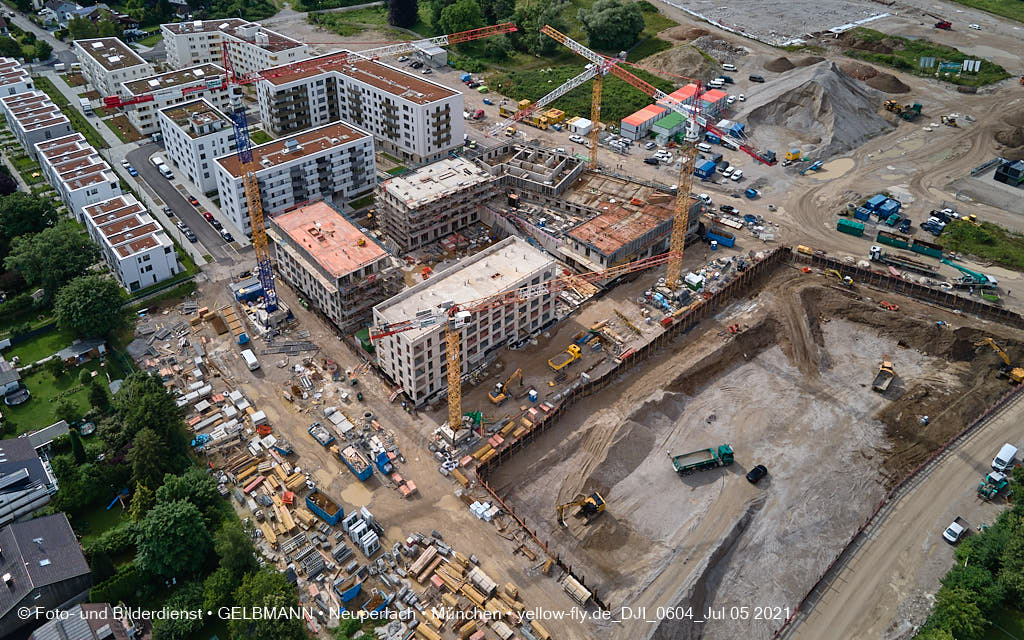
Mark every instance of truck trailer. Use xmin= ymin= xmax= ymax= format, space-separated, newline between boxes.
xmin=669 ymin=444 xmax=734 ymax=475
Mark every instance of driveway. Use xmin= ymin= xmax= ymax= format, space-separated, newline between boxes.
xmin=127 ymin=143 xmax=235 ymax=263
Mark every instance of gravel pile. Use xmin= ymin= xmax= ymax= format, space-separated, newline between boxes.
xmin=840 ymin=61 xmax=879 ymax=80
xmin=691 ymin=35 xmax=748 ymax=65
xmin=794 ymin=56 xmax=825 ymax=67
xmin=764 ymin=56 xmax=796 ymax=72
xmin=866 ymin=73 xmax=910 ymax=94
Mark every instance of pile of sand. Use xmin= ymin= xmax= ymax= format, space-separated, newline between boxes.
xmin=740 ymin=61 xmax=894 ymax=158
xmin=641 ymin=45 xmax=719 ymax=81
xmin=664 ymin=26 xmax=709 ymax=41
xmin=841 ymin=61 xmax=879 ymax=80
xmin=995 ymin=127 xmax=1024 ymax=161
xmin=866 ymin=73 xmax=910 ymax=94
xmin=1005 ymin=110 xmax=1024 ymax=128
xmin=764 ymin=56 xmax=796 ymax=72
xmin=795 ymin=56 xmax=825 ymax=67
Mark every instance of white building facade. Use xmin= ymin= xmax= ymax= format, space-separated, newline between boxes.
xmin=73 ymin=38 xmax=152 ymax=98
xmin=161 ymin=19 xmax=308 ymax=77
xmin=214 ymin=121 xmax=374 ymax=235
xmin=0 ymin=91 xmax=73 ymax=160
xmin=35 ymin=134 xmax=121 ymax=221
xmin=120 ymin=64 xmax=232 ymax=136
xmin=82 ymin=195 xmax=180 ymax=292
xmin=0 ymin=58 xmax=34 ymax=97
xmin=158 ymin=99 xmax=236 ymax=194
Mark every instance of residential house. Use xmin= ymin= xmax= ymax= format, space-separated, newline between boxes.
xmin=29 ymin=603 xmax=136 ymax=640
xmin=0 ymin=436 xmax=59 ymax=528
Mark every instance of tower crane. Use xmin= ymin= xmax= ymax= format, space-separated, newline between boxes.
xmin=369 ymin=252 xmax=680 ymax=432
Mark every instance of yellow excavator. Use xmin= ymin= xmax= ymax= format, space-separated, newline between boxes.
xmin=555 ymin=492 xmax=606 ymax=526
xmin=488 ymin=367 xmax=523 ymax=405
xmin=975 ymin=338 xmax=1024 ymax=383
xmin=825 ymin=269 xmax=854 ymax=288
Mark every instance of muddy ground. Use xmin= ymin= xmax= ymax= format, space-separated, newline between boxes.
xmin=487 ymin=268 xmax=1024 ymax=640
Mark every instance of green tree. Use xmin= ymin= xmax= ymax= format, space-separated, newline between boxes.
xmin=4 ymin=221 xmax=99 ymax=299
xmin=68 ymin=16 xmax=98 ymax=40
xmin=156 ymin=468 xmax=222 ymax=525
xmin=215 ymin=520 xmax=258 ymax=579
xmin=89 ymin=378 xmax=111 ymax=414
xmin=55 ymin=275 xmax=129 ymax=338
xmin=0 ymin=192 xmax=58 ymax=247
xmin=202 ymin=566 xmax=236 ymax=612
xmin=428 ymin=0 xmax=456 ymax=31
xmin=97 ymin=18 xmax=121 ymax=38
xmin=128 ymin=428 xmax=168 ymax=490
xmin=915 ymin=630 xmax=954 ymax=640
xmin=513 ymin=2 xmax=569 ymax=57
xmin=0 ymin=37 xmax=21 ymax=59
xmin=137 ymin=500 xmax=212 ymax=577
xmin=125 ymin=0 xmax=147 ymax=22
xmin=930 ymin=587 xmax=988 ymax=640
xmin=230 ymin=568 xmax=306 ymax=640
xmin=387 ymin=0 xmax=419 ymax=28
xmin=68 ymin=428 xmax=87 ymax=463
xmin=481 ymin=0 xmax=514 ymax=23
xmin=54 ymin=397 xmax=83 ymax=424
xmin=32 ymin=41 xmax=52 ymax=62
xmin=939 ymin=564 xmax=1002 ymax=614
xmin=578 ymin=0 xmax=645 ymax=52
xmin=998 ymin=529 xmax=1024 ymax=607
xmin=151 ymin=582 xmax=205 ymax=640
xmin=128 ymin=483 xmax=155 ymax=522
xmin=113 ymin=373 xmax=187 ymax=452
xmin=439 ymin=0 xmax=484 ymax=38
xmin=46 ymin=356 xmax=66 ymax=379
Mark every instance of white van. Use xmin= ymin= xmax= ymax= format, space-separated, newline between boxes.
xmin=159 ymin=164 xmax=173 ymax=179
xmin=697 ymin=143 xmax=712 ymax=153
xmin=992 ymin=443 xmax=1018 ymax=472
xmin=241 ymin=349 xmax=260 ymax=371
xmin=722 ymin=63 xmax=738 ymax=72
xmin=708 ymin=79 xmax=725 ymax=88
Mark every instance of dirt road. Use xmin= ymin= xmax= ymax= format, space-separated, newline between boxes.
xmin=784 ymin=389 xmax=1024 ymax=639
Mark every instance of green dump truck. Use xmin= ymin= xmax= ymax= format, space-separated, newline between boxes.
xmin=669 ymin=444 xmax=734 ymax=475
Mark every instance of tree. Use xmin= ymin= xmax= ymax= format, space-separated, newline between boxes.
xmin=32 ymin=41 xmax=52 ymax=62
xmin=156 ymin=468 xmax=222 ymax=525
xmin=46 ymin=357 xmax=66 ymax=379
xmin=113 ymin=373 xmax=187 ymax=454
xmin=97 ymin=18 xmax=121 ymax=38
xmin=480 ymin=0 xmax=514 ymax=24
xmin=203 ymin=566 xmax=236 ymax=612
xmin=915 ymin=630 xmax=954 ymax=640
xmin=215 ymin=520 xmax=258 ymax=579
xmin=128 ymin=428 xmax=168 ymax=490
xmin=230 ymin=568 xmax=306 ymax=640
xmin=128 ymin=483 xmax=154 ymax=522
xmin=136 ymin=500 xmax=212 ymax=577
xmin=387 ymin=0 xmax=418 ymax=28
xmin=68 ymin=16 xmax=98 ymax=40
xmin=439 ymin=0 xmax=484 ymax=38
xmin=939 ymin=564 xmax=1002 ymax=614
xmin=68 ymin=428 xmax=87 ymax=463
xmin=0 ymin=192 xmax=58 ymax=246
xmin=578 ymin=0 xmax=645 ymax=52
xmin=930 ymin=587 xmax=989 ymax=640
xmin=54 ymin=398 xmax=83 ymax=426
xmin=152 ymin=582 xmax=205 ymax=640
xmin=999 ymin=529 xmax=1024 ymax=606
xmin=5 ymin=221 xmax=99 ymax=299
xmin=513 ymin=2 xmax=570 ymax=57
xmin=54 ymin=275 xmax=128 ymax=338
xmin=125 ymin=0 xmax=147 ymax=22
xmin=428 ymin=0 xmax=457 ymax=31
xmin=0 ymin=172 xmax=16 ymax=197
xmin=0 ymin=37 xmax=21 ymax=59
xmin=89 ymin=378 xmax=111 ymax=414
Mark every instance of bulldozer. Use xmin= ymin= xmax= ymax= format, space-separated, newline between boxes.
xmin=825 ymin=268 xmax=854 ymax=288
xmin=941 ymin=115 xmax=958 ymax=127
xmin=488 ymin=367 xmax=523 ymax=405
xmin=883 ymin=100 xmax=922 ymax=121
xmin=556 ymin=492 xmax=606 ymax=526
xmin=975 ymin=338 xmax=1024 ymax=383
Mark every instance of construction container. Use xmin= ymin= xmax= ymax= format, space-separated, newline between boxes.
xmin=705 ymin=227 xmax=736 ymax=248
xmin=865 ymin=194 xmax=887 ymax=211
xmin=853 ymin=207 xmax=871 ymax=222
xmin=694 ymin=160 xmax=717 ymax=180
xmin=305 ymin=490 xmax=343 ymax=526
xmin=878 ymin=198 xmax=901 ymax=217
xmin=911 ymin=238 xmax=943 ymax=258
xmin=876 ymin=230 xmax=911 ymax=250
xmin=340 ymin=446 xmax=373 ymax=481
xmin=837 ymin=219 xmax=865 ymax=237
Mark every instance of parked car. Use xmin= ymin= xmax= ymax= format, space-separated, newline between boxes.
xmin=162 ymin=206 xmax=174 ymax=218
xmin=421 ymin=68 xmax=432 ymax=74
xmin=468 ymin=82 xmax=480 ymax=88
xmin=738 ymin=94 xmax=746 ymax=101
xmin=718 ymin=75 xmax=734 ymax=84
xmin=726 ymin=96 xmax=736 ymax=105
xmin=410 ymin=61 xmax=423 ymax=69
xmin=188 ymin=196 xmax=200 ymax=206
xmin=644 ymin=157 xmax=660 ymax=165
xmin=185 ymin=230 xmax=197 ymax=243
xmin=969 ymin=23 xmax=981 ymax=29
xmin=397 ymin=56 xmax=409 ymax=62
xmin=210 ymin=219 xmax=223 ymax=230
xmin=220 ymin=230 xmax=234 ymax=242
xmin=731 ymin=169 xmax=744 ymax=181
xmin=120 ymin=159 xmax=130 ymax=168
xmin=720 ymin=166 xmax=734 ymax=178
xmin=127 ymin=166 xmax=138 ymax=176
xmin=720 ymin=205 xmax=737 ymax=214
xmin=482 ymin=98 xmax=493 ymax=105
xmin=722 ymin=63 xmax=738 ymax=72
xmin=644 ymin=141 xmax=657 ymax=150
xmin=569 ymin=134 xmax=585 ymax=144
xmin=202 ymin=211 xmax=214 ymax=221
xmin=746 ymin=465 xmax=768 ymax=484
xmin=749 ymin=75 xmax=766 ymax=83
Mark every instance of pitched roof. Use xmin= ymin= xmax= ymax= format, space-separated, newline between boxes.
xmin=0 ymin=514 xmax=90 ymax=620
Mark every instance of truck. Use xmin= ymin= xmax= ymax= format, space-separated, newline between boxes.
xmin=78 ymin=97 xmax=92 ymax=114
xmin=548 ymin=344 xmax=582 ymax=371
xmin=977 ymin=471 xmax=1008 ymax=500
xmin=306 ymin=489 xmax=344 ymax=526
xmin=308 ymin=422 xmax=335 ymax=448
xmin=241 ymin=348 xmax=260 ymax=370
xmin=669 ymin=444 xmax=734 ymax=475
xmin=872 ymin=360 xmax=895 ymax=393
xmin=341 ymin=445 xmax=373 ymax=481
xmin=943 ymin=516 xmax=969 ymax=544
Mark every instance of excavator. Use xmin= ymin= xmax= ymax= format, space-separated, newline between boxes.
xmin=489 ymin=367 xmax=523 ymax=405
xmin=825 ymin=269 xmax=854 ymax=288
xmin=556 ymin=492 xmax=606 ymax=526
xmin=975 ymin=338 xmax=1024 ymax=383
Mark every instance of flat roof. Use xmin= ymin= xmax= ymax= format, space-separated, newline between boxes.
xmin=382 ymin=157 xmax=493 ymax=208
xmin=701 ymin=89 xmax=728 ymax=102
xmin=83 ymin=195 xmax=166 ymax=258
xmin=0 ymin=57 xmax=30 ymax=88
xmin=375 ymin=237 xmax=552 ymax=339
xmin=160 ymin=99 xmax=232 ymax=139
xmin=162 ymin=18 xmax=305 ymax=52
xmin=37 ymin=133 xmax=115 ymax=191
xmin=1 ymin=91 xmax=68 ymax=132
xmin=273 ymin=201 xmax=387 ymax=279
xmin=216 ymin=121 xmax=369 ymax=178
xmin=261 ymin=52 xmax=457 ymax=104
xmin=568 ymin=201 xmax=674 ymax=257
xmin=123 ymin=63 xmax=224 ymax=96
xmin=622 ymin=104 xmax=666 ymax=126
xmin=667 ymin=84 xmax=699 ymax=103
xmin=654 ymin=112 xmax=685 ymax=129
xmin=75 ymin=38 xmax=147 ymax=71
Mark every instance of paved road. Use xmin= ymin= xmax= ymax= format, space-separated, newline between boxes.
xmin=785 ymin=389 xmax=1024 ymax=639
xmin=126 ymin=143 xmax=235 ymax=263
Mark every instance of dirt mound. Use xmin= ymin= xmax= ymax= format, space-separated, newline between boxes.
xmin=641 ymin=45 xmax=719 ymax=81
xmin=996 ymin=127 xmax=1024 ymax=148
xmin=838 ymin=31 xmax=903 ymax=54
xmin=795 ymin=56 xmax=825 ymax=67
xmin=841 ymin=61 xmax=879 ymax=80
xmin=1004 ymin=110 xmax=1024 ymax=128
xmin=692 ymin=35 xmax=747 ymax=65
xmin=866 ymin=73 xmax=910 ymax=94
xmin=740 ymin=61 xmax=894 ymax=158
xmin=665 ymin=26 xmax=709 ymax=41
xmin=764 ymin=56 xmax=796 ymax=72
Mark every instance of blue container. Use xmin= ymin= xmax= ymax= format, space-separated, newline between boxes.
xmin=705 ymin=228 xmax=736 ymax=248
xmin=694 ymin=160 xmax=717 ymax=179
xmin=306 ymin=490 xmax=343 ymax=526
xmin=853 ymin=208 xmax=871 ymax=222
xmin=705 ymin=132 xmax=721 ymax=144
xmin=460 ymin=73 xmax=471 ymax=81
xmin=528 ymin=389 xmax=538 ymax=403
xmin=374 ymin=450 xmax=393 ymax=474
xmin=865 ymin=194 xmax=887 ymax=211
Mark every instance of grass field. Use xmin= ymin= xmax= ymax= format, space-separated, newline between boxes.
xmin=308 ymin=7 xmax=411 ymax=39
xmin=941 ymin=220 xmax=1024 ymax=271
xmin=77 ymin=503 xmax=126 ymax=545
xmin=136 ymin=27 xmax=162 ymax=47
xmin=949 ymin=0 xmax=1024 ymax=24
xmin=5 ymin=327 xmax=76 ymax=364
xmin=984 ymin=608 xmax=1024 ymax=640
xmin=844 ymin=27 xmax=1010 ymax=87
xmin=5 ymin=359 xmax=113 ymax=434
xmin=249 ymin=129 xmax=272 ymax=145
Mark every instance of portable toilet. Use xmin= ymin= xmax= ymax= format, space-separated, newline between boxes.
xmin=710 ymin=240 xmax=719 ymax=251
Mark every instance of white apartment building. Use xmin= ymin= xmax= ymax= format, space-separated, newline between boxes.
xmin=120 ymin=63 xmax=231 ymax=137
xmin=36 ymin=134 xmax=121 ymax=221
xmin=0 ymin=91 xmax=72 ymax=160
xmin=73 ymin=38 xmax=152 ymax=99
xmin=214 ymin=121 xmax=374 ymax=235
xmin=257 ymin=53 xmax=463 ymax=164
xmin=158 ymin=99 xmax=236 ymax=194
xmin=0 ymin=58 xmax=33 ymax=97
xmin=81 ymin=195 xmax=181 ymax=292
xmin=161 ymin=19 xmax=308 ymax=78
xmin=372 ymin=237 xmax=556 ymax=406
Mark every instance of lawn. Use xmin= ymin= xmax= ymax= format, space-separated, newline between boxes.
xmin=292 ymin=0 xmax=366 ymax=11
xmin=349 ymin=194 xmax=374 ymax=209
xmin=941 ymin=220 xmax=1024 ymax=271
xmin=308 ymin=7 xmax=411 ymax=39
xmin=4 ymin=358 xmax=116 ymax=435
xmin=137 ymin=29 xmax=162 ymax=47
xmin=61 ymin=73 xmax=85 ymax=87
xmin=103 ymin=115 xmax=143 ymax=143
xmin=844 ymin=27 xmax=1010 ymax=87
xmin=249 ymin=129 xmax=273 ymax=145
xmin=76 ymin=502 xmax=126 ymax=545
xmin=985 ymin=607 xmax=1024 ymax=640
xmin=949 ymin=0 xmax=1024 ymax=24
xmin=5 ymin=326 xmax=77 ymax=364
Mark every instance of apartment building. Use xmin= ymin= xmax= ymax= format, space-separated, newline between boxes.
xmin=81 ymin=194 xmax=181 ymax=292
xmin=0 ymin=57 xmax=33 ymax=97
xmin=266 ymin=201 xmax=398 ymax=334
xmin=162 ymin=19 xmax=308 ymax=78
xmin=158 ymin=99 xmax=236 ymax=193
xmin=36 ymin=133 xmax=121 ymax=221
xmin=119 ymin=63 xmax=231 ymax=136
xmin=377 ymin=156 xmax=498 ymax=252
xmin=0 ymin=91 xmax=72 ymax=160
xmin=214 ymin=121 xmax=374 ymax=234
xmin=372 ymin=237 xmax=556 ymax=406
xmin=257 ymin=53 xmax=463 ymax=164
xmin=73 ymin=37 xmax=152 ymax=98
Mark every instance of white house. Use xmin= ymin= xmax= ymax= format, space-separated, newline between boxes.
xmin=161 ymin=18 xmax=308 ymax=77
xmin=73 ymin=37 xmax=152 ymax=98
xmin=158 ymin=98 xmax=237 ymax=194
xmin=119 ymin=63 xmax=231 ymax=137
xmin=0 ymin=91 xmax=72 ymax=160
xmin=35 ymin=133 xmax=121 ymax=222
xmin=0 ymin=58 xmax=34 ymax=98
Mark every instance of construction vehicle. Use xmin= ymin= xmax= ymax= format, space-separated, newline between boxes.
xmin=800 ymin=160 xmax=823 ymax=175
xmin=825 ymin=269 xmax=854 ymax=288
xmin=669 ymin=444 xmax=734 ymax=475
xmin=872 ymin=360 xmax=895 ymax=393
xmin=505 ymin=126 xmax=516 ymax=137
xmin=500 ymin=99 xmax=550 ymax=129
xmin=935 ymin=20 xmax=952 ymax=30
xmin=943 ymin=516 xmax=970 ymax=544
xmin=556 ymin=492 xmax=606 ymax=526
xmin=964 ymin=213 xmax=981 ymax=226
xmin=941 ymin=115 xmax=958 ymax=127
xmin=941 ymin=258 xmax=998 ymax=288
xmin=977 ymin=471 xmax=1009 ymax=500
xmin=974 ymin=338 xmax=1024 ymax=383
xmin=884 ymin=100 xmax=922 ymax=120
xmin=548 ymin=344 xmax=582 ymax=372
xmin=489 ymin=368 xmax=523 ymax=405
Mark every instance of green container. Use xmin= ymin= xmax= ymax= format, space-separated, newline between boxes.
xmin=837 ymin=219 xmax=865 ymax=237
xmin=877 ymin=230 xmax=910 ymax=249
xmin=911 ymin=239 xmax=943 ymax=259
